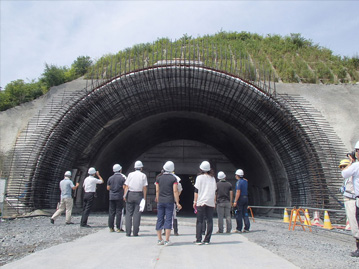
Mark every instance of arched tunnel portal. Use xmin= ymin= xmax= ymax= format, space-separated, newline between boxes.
xmin=8 ymin=65 xmax=344 ymax=216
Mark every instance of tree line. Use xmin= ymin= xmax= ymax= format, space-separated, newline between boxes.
xmin=0 ymin=56 xmax=92 ymax=111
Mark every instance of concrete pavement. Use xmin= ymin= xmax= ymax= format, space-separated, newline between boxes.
xmin=3 ymin=216 xmax=299 ymax=269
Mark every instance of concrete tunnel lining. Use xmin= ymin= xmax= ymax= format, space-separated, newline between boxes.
xmin=7 ymin=65 xmax=343 ymax=215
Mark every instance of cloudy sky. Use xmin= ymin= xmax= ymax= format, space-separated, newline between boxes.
xmin=1 ymin=0 xmax=358 ymax=89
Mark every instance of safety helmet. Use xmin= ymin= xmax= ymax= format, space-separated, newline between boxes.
xmin=339 ymin=159 xmax=351 ymax=168
xmin=88 ymin=167 xmax=96 ymax=175
xmin=217 ymin=171 xmax=226 ymax=180
xmin=199 ymin=161 xmax=211 ymax=172
xmin=235 ymin=169 xmax=244 ymax=176
xmin=64 ymin=171 xmax=72 ymax=177
xmin=355 ymin=141 xmax=359 ymax=149
xmin=163 ymin=161 xmax=175 ymax=172
xmin=134 ymin=160 xmax=143 ymax=169
xmin=113 ymin=164 xmax=122 ymax=172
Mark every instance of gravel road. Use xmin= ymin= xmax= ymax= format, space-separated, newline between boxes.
xmin=1 ymin=213 xmax=359 ymax=268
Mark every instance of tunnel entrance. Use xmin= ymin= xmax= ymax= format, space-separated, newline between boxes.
xmin=90 ymin=139 xmax=239 ymax=213
xmin=5 ymin=63 xmax=345 ymax=218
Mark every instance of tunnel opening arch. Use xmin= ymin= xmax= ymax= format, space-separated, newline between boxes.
xmin=5 ymin=64 xmax=345 ymax=218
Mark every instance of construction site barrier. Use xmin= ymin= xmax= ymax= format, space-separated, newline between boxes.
xmin=288 ymin=208 xmax=312 ymax=232
xmin=248 ymin=206 xmax=255 ymax=223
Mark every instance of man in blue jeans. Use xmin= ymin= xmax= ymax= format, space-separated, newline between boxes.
xmin=155 ymin=161 xmax=182 ymax=246
xmin=233 ymin=169 xmax=250 ymax=233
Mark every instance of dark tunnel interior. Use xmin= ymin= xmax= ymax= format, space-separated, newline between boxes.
xmin=88 ymin=112 xmax=276 ymax=213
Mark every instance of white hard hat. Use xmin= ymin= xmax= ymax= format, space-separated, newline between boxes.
xmin=163 ymin=161 xmax=175 ymax=172
xmin=64 ymin=171 xmax=72 ymax=177
xmin=218 ymin=171 xmax=226 ymax=180
xmin=134 ymin=160 xmax=143 ymax=169
xmin=113 ymin=164 xmax=122 ymax=172
xmin=199 ymin=161 xmax=211 ymax=172
xmin=88 ymin=167 xmax=96 ymax=175
xmin=235 ymin=169 xmax=244 ymax=176
xmin=355 ymin=141 xmax=359 ymax=149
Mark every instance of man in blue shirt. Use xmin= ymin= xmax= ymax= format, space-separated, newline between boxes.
xmin=51 ymin=171 xmax=79 ymax=224
xmin=233 ymin=169 xmax=250 ymax=233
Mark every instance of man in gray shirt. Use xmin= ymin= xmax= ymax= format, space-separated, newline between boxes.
xmin=107 ymin=164 xmax=126 ymax=232
xmin=216 ymin=171 xmax=233 ymax=233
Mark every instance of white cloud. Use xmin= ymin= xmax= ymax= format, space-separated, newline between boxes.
xmin=1 ymin=0 xmax=358 ymax=88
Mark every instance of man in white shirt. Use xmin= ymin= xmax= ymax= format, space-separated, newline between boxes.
xmin=342 ymin=141 xmax=359 ymax=257
xmin=80 ymin=167 xmax=104 ymax=227
xmin=124 ymin=160 xmax=148 ymax=236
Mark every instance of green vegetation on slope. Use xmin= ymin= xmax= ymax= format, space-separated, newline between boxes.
xmin=87 ymin=31 xmax=359 ymax=84
xmin=1 ymin=32 xmax=358 ymax=111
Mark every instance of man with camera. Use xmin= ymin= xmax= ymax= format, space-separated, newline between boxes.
xmin=342 ymin=141 xmax=359 ymax=257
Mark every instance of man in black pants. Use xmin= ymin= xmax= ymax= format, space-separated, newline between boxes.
xmin=80 ymin=167 xmax=104 ymax=227
xmin=107 ymin=164 xmax=126 ymax=232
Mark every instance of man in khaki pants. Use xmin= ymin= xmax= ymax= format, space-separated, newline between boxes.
xmin=51 ymin=171 xmax=79 ymax=225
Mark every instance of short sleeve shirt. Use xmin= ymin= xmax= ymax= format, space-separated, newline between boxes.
xmin=83 ymin=175 xmax=102 ymax=193
xmin=236 ymin=178 xmax=248 ymax=196
xmin=194 ymin=174 xmax=217 ymax=207
xmin=60 ymin=178 xmax=74 ymax=199
xmin=156 ymin=173 xmax=177 ymax=204
xmin=125 ymin=170 xmax=148 ymax=191
xmin=173 ymin=174 xmax=183 ymax=193
xmin=107 ymin=172 xmax=126 ymax=200
xmin=216 ymin=180 xmax=232 ymax=203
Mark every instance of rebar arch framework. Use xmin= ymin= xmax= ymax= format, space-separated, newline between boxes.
xmin=3 ymin=41 xmax=346 ymax=217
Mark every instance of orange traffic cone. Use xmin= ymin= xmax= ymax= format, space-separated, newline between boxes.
xmin=292 ymin=209 xmax=297 ymax=223
xmin=283 ymin=208 xmax=290 ymax=223
xmin=323 ymin=211 xmax=333 ymax=229
xmin=345 ymin=218 xmax=351 ymax=230
xmin=304 ymin=209 xmax=311 ymax=226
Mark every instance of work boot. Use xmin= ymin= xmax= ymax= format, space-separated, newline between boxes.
xmin=351 ymin=249 xmax=359 ymax=257
xmin=352 ymin=240 xmax=359 ymax=257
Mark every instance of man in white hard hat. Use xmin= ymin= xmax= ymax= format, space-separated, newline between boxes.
xmin=342 ymin=141 xmax=359 ymax=257
xmin=107 ymin=164 xmax=126 ymax=232
xmin=215 ymin=171 xmax=233 ymax=234
xmin=155 ymin=161 xmax=182 ymax=246
xmin=124 ymin=160 xmax=148 ymax=236
xmin=233 ymin=169 xmax=250 ymax=233
xmin=80 ymin=167 xmax=104 ymax=227
xmin=193 ymin=161 xmax=217 ymax=245
xmin=50 ymin=171 xmax=79 ymax=225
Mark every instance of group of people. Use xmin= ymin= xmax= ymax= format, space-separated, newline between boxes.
xmin=340 ymin=141 xmax=359 ymax=257
xmin=50 ymin=159 xmax=251 ymax=246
